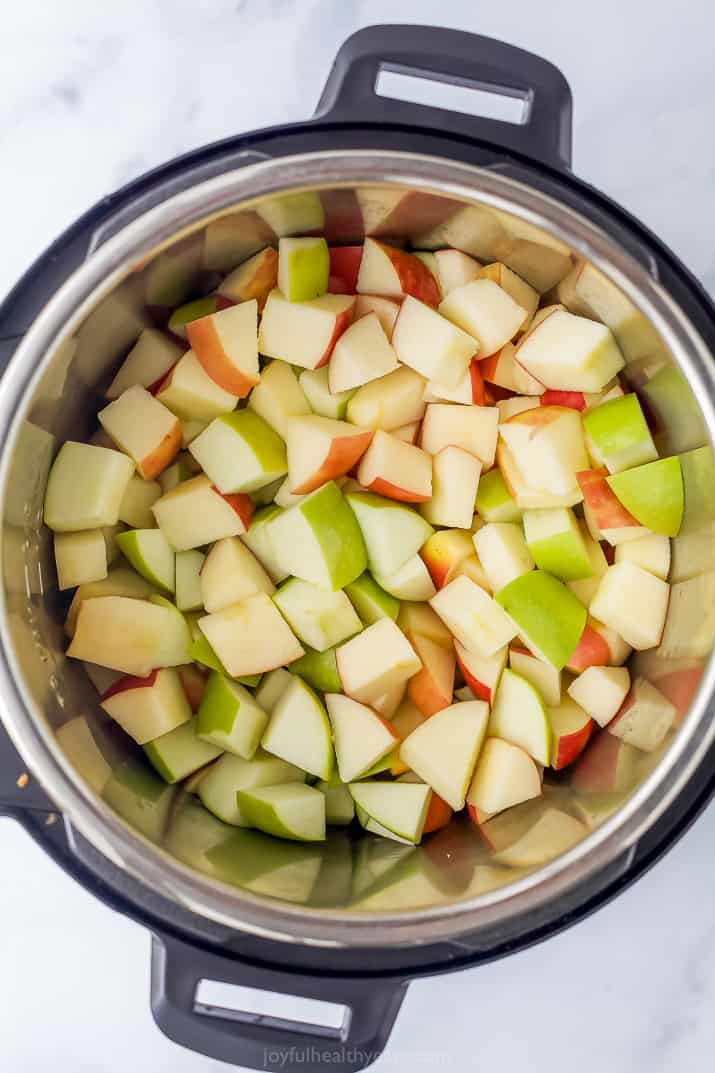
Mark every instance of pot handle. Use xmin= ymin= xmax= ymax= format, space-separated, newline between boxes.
xmin=316 ymin=24 xmax=572 ymax=170
xmin=150 ymin=932 xmax=408 ymax=1072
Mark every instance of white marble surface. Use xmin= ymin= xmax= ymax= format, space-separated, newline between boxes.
xmin=2 ymin=2 xmax=715 ymax=1070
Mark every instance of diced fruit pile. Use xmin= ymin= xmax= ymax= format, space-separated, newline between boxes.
xmin=49 ymin=233 xmax=684 ymax=853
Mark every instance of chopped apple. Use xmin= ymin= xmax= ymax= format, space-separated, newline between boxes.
xmin=197 ymin=749 xmax=304 ymax=826
xmin=496 ymin=441 xmax=582 ymax=511
xmin=420 ymin=402 xmax=498 ymax=466
xmin=262 ymin=675 xmax=334 ymax=780
xmin=344 ymin=572 xmax=399 ymax=626
xmin=268 ymin=481 xmax=367 ymax=590
xmin=420 ymin=528 xmax=476 ymax=589
xmin=347 ymin=365 xmax=427 ymax=430
xmin=145 ymin=714 xmax=222 ymax=783
xmin=589 ymin=562 xmax=669 ymax=650
xmin=155 ymin=350 xmax=239 ymax=420
xmin=391 ymin=697 xmax=428 ymax=740
xmin=523 ymin=507 xmax=594 ymax=581
xmin=356 ymin=429 xmax=432 ymax=503
xmin=353 ymin=294 xmax=401 ymax=338
xmin=566 ymin=526 xmax=609 ymax=605
xmin=607 ymin=676 xmax=676 ymax=752
xmin=439 ymin=279 xmax=526 ymax=356
xmin=499 ymin=406 xmax=589 ymax=500
xmin=325 ymin=694 xmax=398 ymax=782
xmin=195 ymin=671 xmax=269 ymax=759
xmin=615 ymin=533 xmax=671 ymax=580
xmin=548 ymin=698 xmax=593 ymax=770
xmin=157 ymin=452 xmax=196 ymax=494
xmin=237 ymin=783 xmax=326 ymax=841
xmin=566 ymin=616 xmax=632 ymax=673
xmin=345 ymin=491 xmax=433 ymax=577
xmin=431 ymin=575 xmax=517 ymax=656
xmin=285 ymin=415 xmax=372 ymax=495
xmin=475 ymin=468 xmax=522 ymax=524
xmin=567 ymin=665 xmax=631 ymax=727
xmin=291 ymin=646 xmax=342 ymax=695
xmin=392 ymin=296 xmax=477 ymax=389
xmin=576 ymin=467 xmax=646 ymax=544
xmin=606 ymin=457 xmax=683 ymax=537
xmin=497 ymin=396 xmax=541 ymax=422
xmin=570 ymin=730 xmax=636 ymax=793
xmin=44 ymin=441 xmax=134 ymax=532
xmin=433 ymin=249 xmax=481 ymax=295
xmin=298 ymin=366 xmax=354 ymax=420
xmin=152 ymin=475 xmax=253 ymax=550
xmin=467 ymin=738 xmax=541 ymax=816
xmin=495 ymin=570 xmax=587 ymax=670
xmin=54 ymin=530 xmax=108 ymax=590
xmin=328 ymin=313 xmax=399 ymax=394
xmin=246 ymin=359 xmax=310 ymax=437
xmin=479 ymin=263 xmax=539 ymax=331
xmin=424 ymin=358 xmax=486 ymax=406
xmin=273 ymin=578 xmax=361 ymax=651
xmin=421 ymin=446 xmax=481 ymax=529
xmin=168 ymin=297 xmax=220 ymax=342
xmin=357 ymin=238 xmax=440 ymax=306
xmin=200 ymin=537 xmax=274 ymax=613
xmin=515 ymin=308 xmax=625 ymax=391
xmin=473 ymin=522 xmax=534 ymax=591
xmin=116 ymin=528 xmax=174 ymax=593
xmin=189 ymin=410 xmax=287 ymax=494
xmin=582 ymin=393 xmax=657 ymax=473
xmin=336 ymin=617 xmax=421 ymax=706
xmin=254 ymin=667 xmax=293 ymax=713
xmin=198 ymin=593 xmax=303 ymax=677
xmin=479 ymin=341 xmax=545 ymax=395
xmin=370 ymin=678 xmax=408 ymax=723
xmin=185 ymin=300 xmax=259 ymax=398
xmin=277 ymin=236 xmax=329 ymax=302
xmin=64 ymin=568 xmax=156 ymax=638
xmin=68 ymin=595 xmax=190 ymax=675
xmin=316 ymin=780 xmax=355 ymax=826
xmin=406 ymin=633 xmax=456 ymax=717
xmin=400 ymin=700 xmax=490 ymax=810
xmin=240 ymin=505 xmax=288 ymax=585
xmin=508 ymin=645 xmax=561 ymax=706
xmin=373 ymin=555 xmax=436 ymax=601
xmin=349 ymin=781 xmax=431 ymax=844
xmin=106 ymin=328 xmax=184 ymax=400
xmin=455 ymin=642 xmax=507 ymax=703
xmin=217 ymin=246 xmax=278 ymax=310
xmin=98 ymin=385 xmax=181 ymax=481
xmin=118 ymin=474 xmax=162 ymax=529
xmin=100 ymin=668 xmax=192 ymax=744
xmin=397 ymin=602 xmax=453 ymax=648
xmin=488 ymin=668 xmax=551 ymax=764
xmin=258 ymin=290 xmax=355 ymax=369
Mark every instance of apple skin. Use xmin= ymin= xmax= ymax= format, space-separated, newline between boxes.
xmin=576 ymin=468 xmax=639 ymax=531
xmin=455 ymin=642 xmax=507 ymax=704
xmin=186 ymin=315 xmax=259 ymax=398
xmin=421 ymin=792 xmax=453 ymax=835
xmin=540 ymin=390 xmax=586 ymax=411
xmin=278 ymin=237 xmax=330 ymax=302
xmin=549 ymin=702 xmax=593 ymax=771
xmin=344 ymin=572 xmax=400 ymax=626
xmin=328 ymin=246 xmax=363 ymax=293
xmin=215 ymin=488 xmax=255 ymax=530
xmin=358 ymin=239 xmax=441 ymax=306
xmin=289 ymin=421 xmax=374 ymax=496
xmin=420 ymin=529 xmax=474 ymax=588
xmin=606 ymin=457 xmax=684 ymax=537
xmin=217 ymin=246 xmax=279 ymax=311
xmin=495 ymin=570 xmax=587 ymax=671
xmin=566 ymin=620 xmax=612 ymax=673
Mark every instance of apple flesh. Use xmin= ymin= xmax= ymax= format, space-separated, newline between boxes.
xmin=399 ymin=700 xmax=490 ymax=810
xmin=582 ymin=392 xmax=657 ymax=473
xmin=64 ymin=568 xmax=157 ymax=638
xmin=405 ymin=632 xmax=456 ymax=717
xmin=258 ymin=289 xmax=355 ymax=369
xmin=566 ymin=616 xmax=632 ymax=673
xmin=589 ymin=562 xmax=670 ymax=650
xmin=185 ymin=299 xmax=259 ymax=399
xmin=44 ymin=441 xmax=134 ymax=532
xmin=328 ymin=312 xmax=399 ymax=394
xmin=285 ymin=415 xmax=373 ymax=495
xmin=420 ymin=529 xmax=476 ymax=589
xmin=200 ymin=536 xmax=274 ymax=613
xmin=515 ymin=308 xmax=625 ymax=391
xmin=433 ymin=248 xmax=481 ymax=295
xmin=357 ymin=238 xmax=440 ymax=306
xmin=100 ymin=668 xmax=192 ymax=744
xmin=189 ymin=409 xmax=287 ymax=495
xmin=152 ymin=475 xmax=254 ymax=549
xmin=431 ymin=575 xmax=517 ymax=656
xmin=144 ymin=716 xmax=223 ymax=783
xmin=68 ymin=595 xmax=191 ymax=675
xmin=198 ymin=593 xmax=303 ymax=678
xmin=607 ymin=676 xmax=676 ymax=752
xmin=325 ymin=693 xmax=398 ymax=782
xmin=421 ymin=446 xmax=481 ymax=530
xmin=217 ymin=246 xmax=278 ymax=310
xmin=273 ymin=577 xmax=361 ymax=651
xmin=349 ymin=780 xmax=432 ymax=844
xmin=421 ymin=402 xmax=499 ymax=466
xmin=356 ymin=429 xmax=432 ymax=503
xmin=316 ymin=779 xmax=355 ymax=826
xmin=344 ymin=572 xmax=400 ymax=626
xmin=548 ymin=698 xmax=593 ymax=770
xmin=116 ymin=528 xmax=175 ymax=593
xmin=567 ymin=665 xmax=631 ymax=727
xmin=277 ymin=236 xmax=329 ymax=302
xmin=496 ymin=569 xmax=588 ymax=670
xmin=480 ymin=341 xmax=545 ymax=396
xmin=261 ymin=675 xmax=334 ymax=780
xmin=439 ymin=279 xmax=527 ymax=356
xmin=397 ymin=601 xmax=453 ymax=648
xmin=155 ymin=350 xmax=239 ymax=420
xmin=488 ymin=667 xmax=551 ymax=765
xmin=196 ymin=671 xmax=269 ymax=759
xmin=455 ymin=642 xmax=507 ymax=704
xmin=576 ymin=467 xmax=646 ymax=544
xmin=197 ymin=749 xmax=304 ymax=826
xmin=473 ymin=522 xmax=534 ymax=592
xmin=508 ymin=644 xmax=561 ymax=706
xmin=500 ymin=406 xmax=589 ymax=501
xmin=424 ymin=358 xmax=486 ymax=406
xmin=247 ymin=359 xmax=311 ymax=437
xmin=480 ymin=262 xmax=539 ymax=330
xmin=299 ymin=366 xmax=355 ymax=420
xmin=336 ymin=617 xmax=421 ymax=706
xmin=118 ymin=474 xmax=162 ymax=529
xmin=345 ymin=490 xmax=433 ymax=577
xmin=523 ymin=507 xmax=594 ymax=581
xmin=353 ymin=294 xmax=401 ymax=338
xmin=392 ymin=296 xmax=477 ymax=389
xmin=615 ymin=533 xmax=671 ymax=580
xmin=606 ymin=457 xmax=683 ymax=537
xmin=373 ymin=555 xmax=436 ymax=602
xmin=347 ymin=365 xmax=427 ymax=431
xmin=467 ymin=737 xmax=542 ymax=816
xmin=106 ymin=328 xmax=184 ymax=400
xmin=54 ymin=530 xmax=108 ymax=590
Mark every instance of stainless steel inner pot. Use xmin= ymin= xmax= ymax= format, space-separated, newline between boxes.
xmin=2 ymin=151 xmax=715 ymax=948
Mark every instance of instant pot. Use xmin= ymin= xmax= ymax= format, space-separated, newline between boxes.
xmin=1 ymin=25 xmax=714 ymax=1073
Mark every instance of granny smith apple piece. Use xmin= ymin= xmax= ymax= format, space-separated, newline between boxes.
xmin=399 ymin=700 xmax=490 ymax=810
xmin=476 ymin=467 xmax=523 ymax=523
xmin=606 ymin=457 xmax=684 ymax=536
xmin=241 ymin=504 xmax=290 ymax=584
xmin=167 ymin=295 xmax=219 ymax=339
xmin=289 ymin=645 xmax=342 ymax=694
xmin=495 ymin=570 xmax=587 ymax=670
xmin=466 ymin=737 xmax=542 ymax=817
xmin=189 ymin=626 xmax=227 ymax=674
xmin=487 ymin=668 xmax=551 ymax=765
xmin=345 ymin=491 xmax=433 ymax=577
xmin=189 ymin=410 xmax=287 ymax=495
xmin=373 ymin=555 xmax=436 ymax=601
xmin=197 ymin=671 xmax=269 ymax=759
xmin=198 ymin=593 xmax=304 ymax=678
xmin=348 ymin=781 xmax=431 ymax=844
xmin=144 ymin=715 xmax=223 ymax=783
xmin=267 ymin=481 xmax=367 ymax=590
xmin=273 ymin=577 xmax=362 ymax=651
xmin=299 ymin=366 xmax=356 ymax=419
xmin=44 ymin=441 xmax=134 ymax=531
xmin=316 ymin=780 xmax=355 ymax=826
xmin=236 ymin=782 xmax=326 ymax=842
xmin=325 ymin=694 xmax=398 ymax=782
xmin=255 ymin=668 xmax=293 ymax=713
xmin=277 ymin=237 xmax=330 ymax=302
xmin=54 ymin=530 xmax=107 ymax=590
xmin=116 ymin=528 xmax=175 ymax=594
xmin=198 ymin=749 xmax=305 ymax=825
xmin=147 ymin=594 xmax=194 ymax=666
xmin=473 ymin=522 xmax=534 ymax=592
xmin=523 ymin=508 xmax=594 ymax=581
xmin=158 ymin=451 xmax=195 ymax=495
xmin=582 ymin=392 xmax=658 ymax=473
xmin=174 ymin=549 xmax=205 ymax=611
xmin=201 ymin=536 xmax=275 ymax=613
xmin=344 ymin=572 xmax=400 ymax=626
xmin=261 ymin=675 xmax=334 ymax=780
xmin=101 ymin=759 xmax=176 ymax=843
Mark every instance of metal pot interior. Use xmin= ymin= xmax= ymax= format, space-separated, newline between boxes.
xmin=2 ymin=154 xmax=715 ymax=941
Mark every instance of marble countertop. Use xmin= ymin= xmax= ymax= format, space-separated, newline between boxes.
xmin=2 ymin=2 xmax=715 ymax=1071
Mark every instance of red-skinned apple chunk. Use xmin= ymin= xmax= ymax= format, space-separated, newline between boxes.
xmin=258 ymin=290 xmax=355 ymax=369
xmin=187 ymin=300 xmax=260 ymax=397
xmin=357 ymin=430 xmax=432 ymax=503
xmin=99 ymin=385 xmax=181 ymax=480
xmin=357 ymin=238 xmax=440 ymax=306
xmin=286 ymin=416 xmax=374 ymax=495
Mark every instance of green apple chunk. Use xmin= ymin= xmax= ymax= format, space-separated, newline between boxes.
xmin=289 ymin=646 xmax=342 ymax=694
xmin=606 ymin=456 xmax=683 ymax=536
xmin=68 ymin=595 xmax=191 ymax=675
xmin=488 ymin=668 xmax=551 ymax=765
xmin=344 ymin=572 xmax=400 ymax=625
xmin=316 ymin=779 xmax=355 ymax=825
xmin=261 ymin=675 xmax=334 ymax=780
xmin=349 ymin=781 xmax=431 ymax=844
xmin=237 ymin=782 xmax=326 ymax=841
xmin=102 ymin=760 xmax=176 ymax=843
xmin=189 ymin=628 xmax=226 ymax=673
xmin=144 ymin=716 xmax=223 ymax=783
xmin=175 ymin=549 xmax=205 ymax=611
xmin=583 ymin=393 xmax=658 ymax=473
xmin=116 ymin=528 xmax=175 ymax=593
xmin=167 ymin=295 xmax=218 ymax=339
xmin=476 ymin=467 xmax=523 ymax=523
xmin=345 ymin=491 xmax=433 ymax=577
xmin=273 ymin=577 xmax=362 ymax=651
xmin=44 ymin=441 xmax=133 ymax=531
xmin=278 ymin=236 xmax=329 ymax=302
xmin=198 ymin=593 xmax=304 ymax=677
xmin=299 ymin=366 xmax=355 ymax=419
xmin=197 ymin=671 xmax=269 ymax=759
xmin=255 ymin=668 xmax=294 ymax=712
xmin=189 ymin=410 xmax=288 ymax=494
xmin=267 ymin=481 xmax=367 ymax=590
xmin=495 ymin=570 xmax=587 ymax=670
xmin=523 ymin=508 xmax=594 ymax=581
xmin=241 ymin=505 xmax=289 ymax=584
xmin=198 ymin=749 xmax=305 ymax=825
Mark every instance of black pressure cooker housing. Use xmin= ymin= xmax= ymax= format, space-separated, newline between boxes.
xmin=2 ymin=26 xmax=715 ymax=1072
